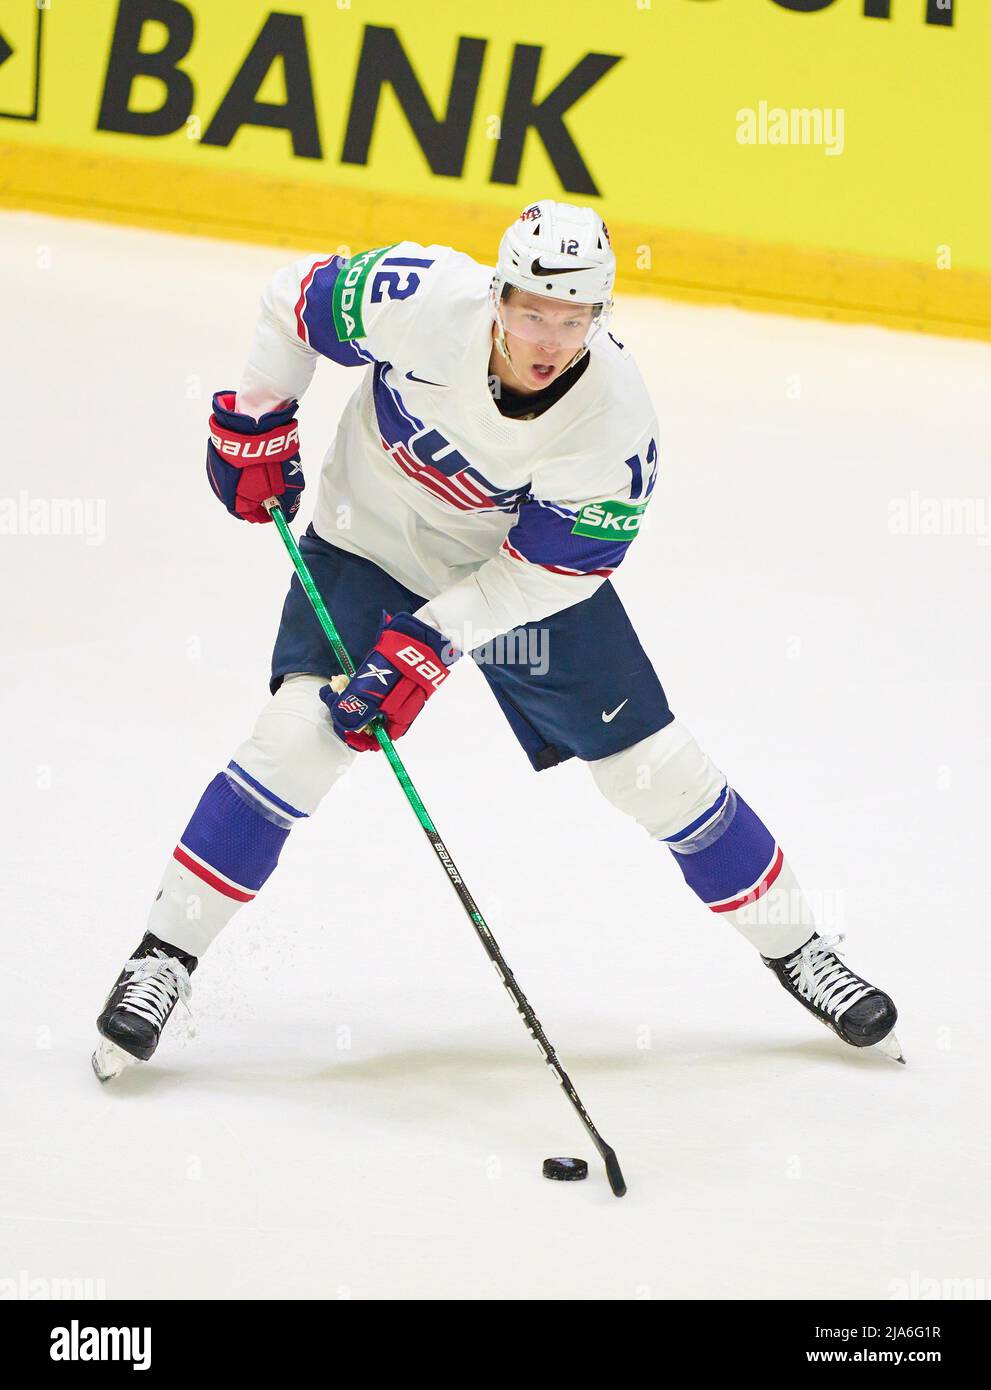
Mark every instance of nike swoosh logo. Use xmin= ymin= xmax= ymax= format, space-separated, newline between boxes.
xmin=530 ymin=258 xmax=596 ymax=277
xmin=405 ymin=370 xmax=447 ymax=387
xmin=601 ymin=699 xmax=629 ymax=723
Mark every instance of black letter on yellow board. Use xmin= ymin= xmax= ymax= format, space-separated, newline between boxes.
xmin=768 ymin=1 xmax=836 ymax=11
xmin=862 ymin=0 xmax=953 ymax=22
xmin=201 ymin=13 xmax=321 ymax=158
xmin=97 ymin=0 xmax=194 ymax=137
xmin=341 ymin=26 xmax=486 ymax=177
xmin=491 ymin=46 xmax=621 ymax=196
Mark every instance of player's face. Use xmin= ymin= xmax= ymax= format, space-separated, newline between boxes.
xmin=499 ymin=291 xmax=595 ymax=390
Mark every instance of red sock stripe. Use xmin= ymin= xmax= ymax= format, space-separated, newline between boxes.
xmin=709 ymin=845 xmax=784 ymax=914
xmin=173 ymin=846 xmax=255 ymax=902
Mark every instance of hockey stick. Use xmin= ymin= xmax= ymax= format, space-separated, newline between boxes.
xmin=265 ymin=500 xmax=627 ymax=1197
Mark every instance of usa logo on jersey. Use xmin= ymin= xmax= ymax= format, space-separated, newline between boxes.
xmin=374 ymin=365 xmax=527 ymax=514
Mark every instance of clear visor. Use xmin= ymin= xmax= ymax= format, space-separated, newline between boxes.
xmin=499 ymin=294 xmax=601 ymax=351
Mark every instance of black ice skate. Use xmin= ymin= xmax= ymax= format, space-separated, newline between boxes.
xmin=762 ymin=932 xmax=903 ymax=1064
xmin=92 ymin=932 xmax=197 ymax=1081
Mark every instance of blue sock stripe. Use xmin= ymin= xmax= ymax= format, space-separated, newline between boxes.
xmin=664 ymin=783 xmax=729 ymax=846
xmin=227 ymin=761 xmax=307 ymax=820
xmin=182 ymin=773 xmax=290 ymax=893
xmin=669 ymin=791 xmax=776 ymax=906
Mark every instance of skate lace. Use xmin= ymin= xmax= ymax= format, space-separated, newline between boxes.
xmin=790 ymin=934 xmax=871 ymax=1021
xmin=119 ymin=950 xmax=193 ymax=1028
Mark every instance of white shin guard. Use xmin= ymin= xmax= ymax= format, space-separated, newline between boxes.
xmin=147 ymin=675 xmax=353 ymax=957
xmin=229 ymin=673 xmax=355 ymax=818
xmin=588 ymin=719 xmax=726 ymax=841
xmin=589 ymin=720 xmax=815 ymax=958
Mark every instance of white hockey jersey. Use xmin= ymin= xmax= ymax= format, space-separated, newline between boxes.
xmin=236 ymin=242 xmax=659 ymax=654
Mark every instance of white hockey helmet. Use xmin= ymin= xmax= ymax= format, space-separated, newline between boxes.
xmin=490 ymin=200 xmax=616 ymax=361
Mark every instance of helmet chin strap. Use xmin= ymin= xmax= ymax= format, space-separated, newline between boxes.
xmin=493 ymin=312 xmax=532 ymax=390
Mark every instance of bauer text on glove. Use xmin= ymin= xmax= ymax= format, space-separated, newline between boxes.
xmin=206 ymin=391 xmax=303 ymax=524
xmin=320 ymin=613 xmax=459 ymax=750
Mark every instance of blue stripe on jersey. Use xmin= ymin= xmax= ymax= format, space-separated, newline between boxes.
xmin=505 ymin=498 xmax=632 ymax=575
xmin=372 ymin=363 xmax=425 ymax=445
xmin=372 ymin=366 xmax=528 ymax=513
xmin=300 ymin=259 xmax=376 ymax=368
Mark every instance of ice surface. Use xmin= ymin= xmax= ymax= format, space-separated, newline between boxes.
xmin=1 ymin=213 xmax=988 ymax=1300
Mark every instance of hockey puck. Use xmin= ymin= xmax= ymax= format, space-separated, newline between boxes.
xmin=542 ymin=1156 xmax=588 ymax=1182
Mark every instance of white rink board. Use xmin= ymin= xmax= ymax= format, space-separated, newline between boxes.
xmin=1 ymin=213 xmax=988 ymax=1301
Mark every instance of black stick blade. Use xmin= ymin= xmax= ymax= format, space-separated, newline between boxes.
xmin=602 ymin=1146 xmax=627 ymax=1198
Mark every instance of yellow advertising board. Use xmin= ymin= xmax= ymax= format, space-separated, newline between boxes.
xmin=1 ymin=0 xmax=987 ymax=338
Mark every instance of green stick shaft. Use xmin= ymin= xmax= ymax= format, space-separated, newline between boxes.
xmin=269 ymin=504 xmax=355 ymax=677
xmin=268 ymin=503 xmax=437 ymax=833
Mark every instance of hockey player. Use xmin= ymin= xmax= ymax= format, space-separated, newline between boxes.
xmin=94 ymin=200 xmax=901 ymax=1079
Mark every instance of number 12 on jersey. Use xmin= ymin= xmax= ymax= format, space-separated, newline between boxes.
xmin=371 ymin=256 xmax=435 ymax=303
xmin=624 ymin=438 xmax=658 ymax=502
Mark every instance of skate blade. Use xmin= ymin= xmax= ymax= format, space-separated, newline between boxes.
xmin=872 ymin=1030 xmax=905 ymax=1065
xmin=91 ymin=1037 xmax=138 ymax=1083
